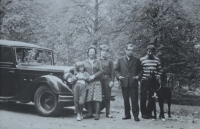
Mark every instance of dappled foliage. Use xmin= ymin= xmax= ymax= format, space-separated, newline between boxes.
xmin=0 ymin=0 xmax=199 ymax=94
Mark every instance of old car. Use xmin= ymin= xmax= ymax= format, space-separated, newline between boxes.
xmin=0 ymin=40 xmax=114 ymax=117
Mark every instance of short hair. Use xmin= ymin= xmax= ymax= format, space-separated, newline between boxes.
xmin=147 ymin=45 xmax=155 ymax=51
xmin=125 ymin=44 xmax=134 ymax=50
xmin=75 ymin=61 xmax=85 ymax=72
xmin=87 ymin=45 xmax=97 ymax=56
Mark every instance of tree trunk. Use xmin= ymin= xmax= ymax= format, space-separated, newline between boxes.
xmin=93 ymin=0 xmax=99 ymax=46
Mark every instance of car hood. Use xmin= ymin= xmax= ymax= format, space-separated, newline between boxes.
xmin=18 ymin=65 xmax=74 ymax=73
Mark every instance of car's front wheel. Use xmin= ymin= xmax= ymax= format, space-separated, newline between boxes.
xmin=34 ymin=85 xmax=63 ymax=117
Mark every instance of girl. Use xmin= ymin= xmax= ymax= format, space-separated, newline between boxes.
xmin=73 ymin=61 xmax=90 ymax=121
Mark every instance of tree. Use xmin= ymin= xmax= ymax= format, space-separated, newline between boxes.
xmin=0 ymin=0 xmax=8 ymax=39
xmin=139 ymin=0 xmax=199 ymax=84
xmin=1 ymin=0 xmax=199 ymax=89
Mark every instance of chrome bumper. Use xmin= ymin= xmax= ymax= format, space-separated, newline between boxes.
xmin=58 ymin=95 xmax=73 ymax=102
xmin=58 ymin=95 xmax=115 ymax=102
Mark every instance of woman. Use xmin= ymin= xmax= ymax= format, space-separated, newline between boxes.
xmin=99 ymin=44 xmax=115 ymax=118
xmin=83 ymin=45 xmax=104 ymax=120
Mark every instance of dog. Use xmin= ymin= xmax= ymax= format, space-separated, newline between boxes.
xmin=160 ymin=72 xmax=175 ymax=118
xmin=148 ymin=71 xmax=173 ymax=121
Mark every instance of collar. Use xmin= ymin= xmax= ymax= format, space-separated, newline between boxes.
xmin=88 ymin=58 xmax=95 ymax=62
xmin=100 ymin=57 xmax=107 ymax=60
xmin=126 ymin=56 xmax=133 ymax=60
xmin=145 ymin=55 xmax=156 ymax=59
xmin=86 ymin=59 xmax=96 ymax=65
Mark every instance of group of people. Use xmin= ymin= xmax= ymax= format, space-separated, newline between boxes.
xmin=65 ymin=43 xmax=162 ymax=122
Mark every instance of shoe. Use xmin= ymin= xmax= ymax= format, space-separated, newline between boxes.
xmin=83 ymin=114 xmax=93 ymax=119
xmin=77 ymin=113 xmax=81 ymax=121
xmin=122 ymin=116 xmax=131 ymax=120
xmin=142 ymin=115 xmax=149 ymax=119
xmin=94 ymin=115 xmax=100 ymax=120
xmin=106 ymin=114 xmax=114 ymax=118
xmin=77 ymin=116 xmax=81 ymax=121
xmin=161 ymin=118 xmax=166 ymax=121
xmin=149 ymin=114 xmax=154 ymax=118
xmin=134 ymin=117 xmax=140 ymax=121
xmin=80 ymin=112 xmax=83 ymax=119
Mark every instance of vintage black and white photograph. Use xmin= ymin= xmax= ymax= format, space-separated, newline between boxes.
xmin=0 ymin=0 xmax=200 ymax=129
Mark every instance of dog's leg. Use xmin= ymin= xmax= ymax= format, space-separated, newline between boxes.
xmin=159 ymin=99 xmax=165 ymax=121
xmin=167 ymin=98 xmax=171 ymax=118
xmin=153 ymin=98 xmax=157 ymax=120
xmin=158 ymin=99 xmax=163 ymax=118
xmin=167 ymin=89 xmax=172 ymax=118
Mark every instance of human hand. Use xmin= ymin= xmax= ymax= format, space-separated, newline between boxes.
xmin=118 ymin=76 xmax=124 ymax=80
xmin=156 ymin=75 xmax=161 ymax=83
xmin=156 ymin=75 xmax=160 ymax=80
xmin=71 ymin=76 xmax=77 ymax=82
xmin=133 ymin=76 xmax=139 ymax=80
xmin=109 ymin=81 xmax=114 ymax=87
xmin=156 ymin=75 xmax=160 ymax=79
xmin=67 ymin=78 xmax=72 ymax=83
xmin=89 ymin=75 xmax=95 ymax=80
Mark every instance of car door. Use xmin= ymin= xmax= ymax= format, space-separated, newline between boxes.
xmin=0 ymin=46 xmax=20 ymax=96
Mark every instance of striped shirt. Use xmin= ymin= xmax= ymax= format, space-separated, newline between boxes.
xmin=140 ymin=55 xmax=161 ymax=80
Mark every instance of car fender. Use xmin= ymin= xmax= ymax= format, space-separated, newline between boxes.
xmin=35 ymin=75 xmax=72 ymax=94
xmin=14 ymin=75 xmax=72 ymax=102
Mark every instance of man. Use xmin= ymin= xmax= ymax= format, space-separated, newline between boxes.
xmin=115 ymin=44 xmax=143 ymax=121
xmin=140 ymin=45 xmax=162 ymax=119
xmin=99 ymin=44 xmax=115 ymax=118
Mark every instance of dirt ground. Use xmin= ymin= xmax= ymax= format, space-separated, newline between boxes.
xmin=0 ymin=87 xmax=200 ymax=129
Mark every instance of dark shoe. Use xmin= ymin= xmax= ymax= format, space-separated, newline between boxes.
xmin=94 ymin=115 xmax=100 ymax=120
xmin=149 ymin=114 xmax=154 ymax=118
xmin=83 ymin=115 xmax=93 ymax=119
xmin=142 ymin=115 xmax=149 ymax=119
xmin=122 ymin=116 xmax=131 ymax=120
xmin=134 ymin=117 xmax=140 ymax=121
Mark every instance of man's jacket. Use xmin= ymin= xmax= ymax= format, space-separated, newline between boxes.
xmin=115 ymin=56 xmax=143 ymax=88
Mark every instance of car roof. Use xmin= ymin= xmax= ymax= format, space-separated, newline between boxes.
xmin=0 ymin=40 xmax=52 ymax=50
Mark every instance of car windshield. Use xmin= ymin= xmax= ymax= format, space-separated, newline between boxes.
xmin=16 ymin=48 xmax=53 ymax=65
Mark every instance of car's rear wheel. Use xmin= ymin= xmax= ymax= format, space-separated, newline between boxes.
xmin=34 ymin=85 xmax=63 ymax=117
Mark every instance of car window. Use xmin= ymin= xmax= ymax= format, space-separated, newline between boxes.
xmin=0 ymin=46 xmax=13 ymax=63
xmin=16 ymin=48 xmax=53 ymax=65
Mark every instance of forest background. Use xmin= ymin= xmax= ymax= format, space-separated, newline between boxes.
xmin=0 ymin=0 xmax=200 ymax=97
